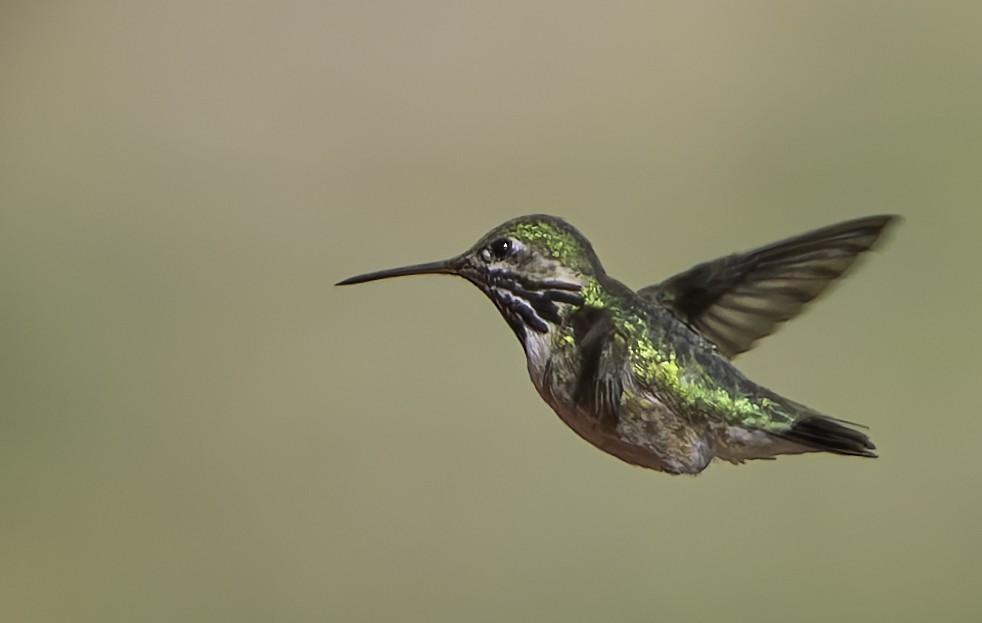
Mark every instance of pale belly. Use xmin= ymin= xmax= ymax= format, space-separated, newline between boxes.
xmin=523 ymin=332 xmax=809 ymax=474
xmin=539 ymin=393 xmax=681 ymax=471
xmin=535 ymin=384 xmax=809 ymax=473
xmin=527 ymin=363 xmax=708 ymax=473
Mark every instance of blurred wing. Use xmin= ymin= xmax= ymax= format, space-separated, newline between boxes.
xmin=638 ymin=215 xmax=897 ymax=358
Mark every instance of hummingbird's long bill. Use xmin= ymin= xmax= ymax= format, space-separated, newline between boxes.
xmin=336 ymin=259 xmax=455 ymax=286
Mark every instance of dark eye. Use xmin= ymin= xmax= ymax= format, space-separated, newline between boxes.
xmin=488 ymin=237 xmax=513 ymax=260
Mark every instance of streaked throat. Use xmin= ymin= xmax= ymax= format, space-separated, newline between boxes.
xmin=474 ymin=269 xmax=584 ymax=340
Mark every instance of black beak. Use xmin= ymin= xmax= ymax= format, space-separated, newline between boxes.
xmin=336 ymin=259 xmax=457 ymax=286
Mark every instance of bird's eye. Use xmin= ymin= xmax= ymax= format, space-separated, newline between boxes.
xmin=488 ymin=237 xmax=513 ymax=260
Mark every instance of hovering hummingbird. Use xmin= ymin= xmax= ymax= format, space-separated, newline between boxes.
xmin=337 ymin=215 xmax=896 ymax=475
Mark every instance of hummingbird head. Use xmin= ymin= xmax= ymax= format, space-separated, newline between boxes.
xmin=337 ymin=215 xmax=605 ymax=341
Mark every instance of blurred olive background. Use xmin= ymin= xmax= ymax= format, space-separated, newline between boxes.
xmin=2 ymin=2 xmax=981 ymax=622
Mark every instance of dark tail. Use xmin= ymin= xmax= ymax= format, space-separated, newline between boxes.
xmin=774 ymin=416 xmax=878 ymax=457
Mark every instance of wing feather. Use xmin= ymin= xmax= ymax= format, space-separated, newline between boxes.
xmin=638 ymin=215 xmax=898 ymax=358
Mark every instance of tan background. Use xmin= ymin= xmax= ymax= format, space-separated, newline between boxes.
xmin=2 ymin=2 xmax=981 ymax=621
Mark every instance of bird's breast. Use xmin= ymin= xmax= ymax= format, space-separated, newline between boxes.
xmin=523 ymin=334 xmax=685 ymax=472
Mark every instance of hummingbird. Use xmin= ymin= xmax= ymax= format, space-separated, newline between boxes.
xmin=337 ymin=215 xmax=896 ymax=475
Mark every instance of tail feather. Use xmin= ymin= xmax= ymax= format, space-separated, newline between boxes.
xmin=774 ymin=416 xmax=877 ymax=457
